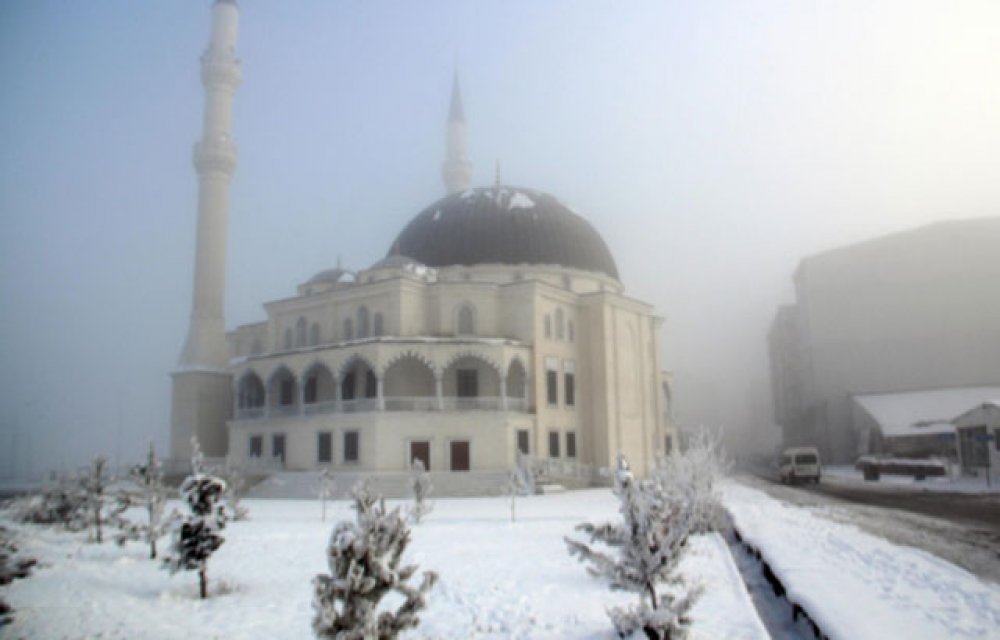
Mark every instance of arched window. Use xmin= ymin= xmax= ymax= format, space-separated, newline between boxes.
xmin=373 ymin=313 xmax=384 ymax=337
xmin=342 ymin=318 xmax=353 ymax=341
xmin=544 ymin=315 xmax=552 ymax=339
xmin=295 ymin=317 xmax=307 ymax=347
xmin=457 ymin=304 xmax=475 ymax=335
xmin=251 ymin=338 xmax=262 ymax=355
xmin=568 ymin=320 xmax=575 ymax=342
xmin=555 ymin=308 xmax=565 ymax=340
xmin=309 ymin=323 xmax=320 ymax=346
xmin=283 ymin=328 xmax=293 ymax=350
xmin=357 ymin=306 xmax=370 ymax=339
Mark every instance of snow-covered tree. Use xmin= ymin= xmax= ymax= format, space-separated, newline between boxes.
xmin=565 ymin=454 xmax=701 ymax=640
xmin=408 ymin=459 xmax=433 ymax=524
xmin=81 ymin=456 xmax=112 ymax=543
xmin=312 ymin=481 xmax=437 ymax=638
xmin=504 ymin=451 xmax=535 ymax=522
xmin=114 ymin=442 xmax=172 ymax=559
xmin=651 ymin=429 xmax=727 ymax=535
xmin=318 ymin=467 xmax=335 ymax=522
xmin=163 ymin=439 xmax=227 ymax=599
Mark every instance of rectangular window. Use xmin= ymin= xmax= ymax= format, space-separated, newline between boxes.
xmin=548 ymin=431 xmax=560 ymax=458
xmin=517 ymin=429 xmax=530 ymax=455
xmin=249 ymin=435 xmax=262 ymax=458
xmin=457 ymin=369 xmax=479 ymax=398
xmin=450 ymin=440 xmax=470 ymax=471
xmin=410 ymin=441 xmax=430 ymax=471
xmin=564 ymin=373 xmax=575 ymax=406
xmin=272 ymin=434 xmax=286 ymax=463
xmin=546 ymin=370 xmax=558 ymax=405
xmin=344 ymin=430 xmax=359 ymax=463
xmin=317 ymin=432 xmax=332 ymax=463
xmin=566 ymin=432 xmax=577 ymax=459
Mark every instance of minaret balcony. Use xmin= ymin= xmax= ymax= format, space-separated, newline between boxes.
xmin=194 ymin=139 xmax=238 ymax=175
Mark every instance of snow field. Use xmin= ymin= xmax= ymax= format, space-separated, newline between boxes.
xmin=722 ymin=481 xmax=1000 ymax=640
xmin=3 ymin=489 xmax=766 ymax=639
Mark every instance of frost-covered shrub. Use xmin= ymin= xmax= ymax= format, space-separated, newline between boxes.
xmin=650 ymin=429 xmax=728 ymax=535
xmin=408 ymin=459 xmax=433 ymax=524
xmin=318 ymin=467 xmax=335 ymax=522
xmin=504 ymin=451 xmax=535 ymax=522
xmin=222 ymin=465 xmax=249 ymax=522
xmin=114 ymin=442 xmax=172 ymax=559
xmin=163 ymin=438 xmax=227 ymax=599
xmin=565 ymin=455 xmax=701 ymax=640
xmin=11 ymin=477 xmax=87 ymax=528
xmin=312 ymin=481 xmax=437 ymax=639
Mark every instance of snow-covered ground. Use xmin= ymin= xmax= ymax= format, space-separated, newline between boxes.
xmin=1 ymin=490 xmax=766 ymax=639
xmin=6 ymin=481 xmax=999 ymax=639
xmin=823 ymin=465 xmax=1000 ymax=494
xmin=723 ymin=481 xmax=1000 ymax=639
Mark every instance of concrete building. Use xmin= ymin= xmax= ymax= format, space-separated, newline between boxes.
xmin=169 ymin=1 xmax=674 ymax=487
xmin=768 ymin=218 xmax=1000 ymax=463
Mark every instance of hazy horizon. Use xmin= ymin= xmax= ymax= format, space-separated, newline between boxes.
xmin=2 ymin=0 xmax=999 ymax=478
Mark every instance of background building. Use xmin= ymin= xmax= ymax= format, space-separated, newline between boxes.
xmin=769 ymin=217 xmax=1000 ymax=463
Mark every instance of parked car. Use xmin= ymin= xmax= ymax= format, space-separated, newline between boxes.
xmin=779 ymin=447 xmax=822 ymax=484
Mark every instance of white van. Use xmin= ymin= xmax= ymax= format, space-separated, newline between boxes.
xmin=779 ymin=447 xmax=822 ymax=484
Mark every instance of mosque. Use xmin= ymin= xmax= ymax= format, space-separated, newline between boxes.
xmin=170 ymin=0 xmax=674 ymax=486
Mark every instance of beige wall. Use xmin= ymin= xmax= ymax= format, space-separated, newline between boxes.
xmin=222 ymin=261 xmax=668 ymax=479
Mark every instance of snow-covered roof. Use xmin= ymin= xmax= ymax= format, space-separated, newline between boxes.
xmin=852 ymin=386 xmax=1000 ymax=438
xmin=952 ymin=399 xmax=1000 ymax=429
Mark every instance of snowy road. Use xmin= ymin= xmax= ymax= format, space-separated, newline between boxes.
xmin=736 ymin=474 xmax=1000 ymax=584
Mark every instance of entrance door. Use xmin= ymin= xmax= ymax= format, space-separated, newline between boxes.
xmin=450 ymin=441 xmax=470 ymax=472
xmin=410 ymin=441 xmax=430 ymax=470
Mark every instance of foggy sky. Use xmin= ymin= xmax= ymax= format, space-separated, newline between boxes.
xmin=2 ymin=0 xmax=999 ymax=478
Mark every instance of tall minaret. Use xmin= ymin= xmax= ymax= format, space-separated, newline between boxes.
xmin=171 ymin=0 xmax=241 ymax=461
xmin=441 ymin=72 xmax=472 ymax=194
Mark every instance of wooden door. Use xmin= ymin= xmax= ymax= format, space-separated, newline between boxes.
xmin=450 ymin=441 xmax=470 ymax=472
xmin=410 ymin=441 xmax=431 ymax=471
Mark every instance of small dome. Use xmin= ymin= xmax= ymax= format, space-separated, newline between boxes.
xmin=308 ymin=268 xmax=349 ymax=284
xmin=388 ymin=186 xmax=619 ymax=280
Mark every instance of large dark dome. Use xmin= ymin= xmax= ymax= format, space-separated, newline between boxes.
xmin=388 ymin=186 xmax=619 ymax=280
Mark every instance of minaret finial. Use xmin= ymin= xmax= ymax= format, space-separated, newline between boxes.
xmin=442 ymin=71 xmax=472 ymax=194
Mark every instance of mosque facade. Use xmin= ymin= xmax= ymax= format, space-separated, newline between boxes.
xmin=170 ymin=0 xmax=674 ymax=485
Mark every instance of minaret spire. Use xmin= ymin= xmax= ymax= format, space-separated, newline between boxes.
xmin=441 ymin=71 xmax=472 ymax=194
xmin=171 ymin=0 xmax=241 ymax=461
xmin=178 ymin=0 xmax=241 ymax=369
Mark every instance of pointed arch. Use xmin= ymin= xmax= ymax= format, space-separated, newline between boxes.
xmin=295 ymin=316 xmax=307 ymax=347
xmin=266 ymin=365 xmax=298 ymax=412
xmin=236 ymin=370 xmax=265 ymax=410
xmin=301 ymin=361 xmax=336 ymax=405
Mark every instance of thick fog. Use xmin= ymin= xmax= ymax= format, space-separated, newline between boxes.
xmin=2 ymin=0 xmax=999 ymax=479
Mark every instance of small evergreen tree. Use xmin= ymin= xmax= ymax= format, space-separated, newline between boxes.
xmin=408 ymin=459 xmax=433 ymax=524
xmin=318 ymin=467 xmax=335 ymax=522
xmin=163 ymin=438 xmax=227 ymax=599
xmin=565 ymin=454 xmax=701 ymax=640
xmin=114 ymin=442 xmax=172 ymax=558
xmin=312 ymin=481 xmax=437 ymax=639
